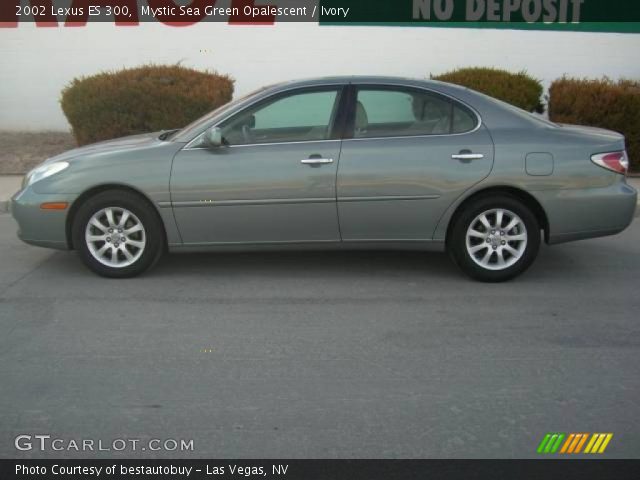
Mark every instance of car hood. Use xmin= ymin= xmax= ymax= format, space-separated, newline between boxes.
xmin=43 ymin=131 xmax=172 ymax=164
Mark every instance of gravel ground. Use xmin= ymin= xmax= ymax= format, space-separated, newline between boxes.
xmin=0 ymin=131 xmax=76 ymax=174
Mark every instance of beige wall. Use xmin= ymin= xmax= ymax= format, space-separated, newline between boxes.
xmin=0 ymin=22 xmax=639 ymax=130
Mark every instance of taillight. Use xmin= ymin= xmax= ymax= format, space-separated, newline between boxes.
xmin=591 ymin=151 xmax=629 ymax=175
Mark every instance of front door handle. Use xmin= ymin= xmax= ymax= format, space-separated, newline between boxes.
xmin=301 ymin=158 xmax=334 ymax=166
xmin=452 ymin=151 xmax=484 ymax=161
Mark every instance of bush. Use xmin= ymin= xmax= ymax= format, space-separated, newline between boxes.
xmin=61 ymin=65 xmax=234 ymax=145
xmin=433 ymin=67 xmax=544 ymax=113
xmin=548 ymin=77 xmax=640 ymax=172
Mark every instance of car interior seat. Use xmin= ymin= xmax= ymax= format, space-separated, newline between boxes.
xmin=355 ymin=101 xmax=368 ymax=136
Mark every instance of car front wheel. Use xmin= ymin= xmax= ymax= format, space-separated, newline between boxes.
xmin=448 ymin=195 xmax=541 ymax=282
xmin=72 ymin=190 xmax=164 ymax=278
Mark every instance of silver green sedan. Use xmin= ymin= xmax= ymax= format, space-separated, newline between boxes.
xmin=11 ymin=77 xmax=637 ymax=281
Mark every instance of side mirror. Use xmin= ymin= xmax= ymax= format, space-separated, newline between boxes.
xmin=204 ymin=127 xmax=225 ymax=148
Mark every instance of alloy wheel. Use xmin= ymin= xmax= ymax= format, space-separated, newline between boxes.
xmin=465 ymin=208 xmax=528 ymax=271
xmin=85 ymin=207 xmax=146 ymax=268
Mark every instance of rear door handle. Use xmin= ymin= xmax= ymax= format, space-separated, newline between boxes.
xmin=301 ymin=158 xmax=334 ymax=166
xmin=452 ymin=153 xmax=484 ymax=160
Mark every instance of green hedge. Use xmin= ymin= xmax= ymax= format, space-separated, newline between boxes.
xmin=433 ymin=67 xmax=544 ymax=113
xmin=549 ymin=77 xmax=640 ymax=172
xmin=61 ymin=65 xmax=234 ymax=145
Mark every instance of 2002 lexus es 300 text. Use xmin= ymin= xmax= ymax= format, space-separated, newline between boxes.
xmin=11 ymin=77 xmax=637 ymax=281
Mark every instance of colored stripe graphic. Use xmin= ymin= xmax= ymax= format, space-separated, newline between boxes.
xmin=537 ymin=434 xmax=551 ymax=453
xmin=574 ymin=433 xmax=589 ymax=453
xmin=598 ymin=434 xmax=614 ymax=453
xmin=539 ymin=433 xmax=613 ymax=454
xmin=537 ymin=433 xmax=565 ymax=454
xmin=585 ymin=433 xmax=614 ymax=454
xmin=560 ymin=434 xmax=575 ymax=453
xmin=550 ymin=434 xmax=565 ymax=453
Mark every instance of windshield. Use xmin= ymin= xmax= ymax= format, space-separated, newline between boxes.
xmin=171 ymin=87 xmax=271 ymax=142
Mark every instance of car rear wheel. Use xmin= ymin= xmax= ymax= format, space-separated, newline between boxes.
xmin=448 ymin=195 xmax=540 ymax=282
xmin=72 ymin=190 xmax=164 ymax=278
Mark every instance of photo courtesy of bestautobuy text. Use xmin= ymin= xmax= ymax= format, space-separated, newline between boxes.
xmin=1 ymin=1 xmax=639 ymax=479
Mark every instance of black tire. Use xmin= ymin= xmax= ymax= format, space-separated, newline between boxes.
xmin=448 ymin=195 xmax=541 ymax=282
xmin=72 ymin=190 xmax=164 ymax=278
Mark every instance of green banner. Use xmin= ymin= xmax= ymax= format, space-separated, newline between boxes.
xmin=319 ymin=0 xmax=640 ymax=33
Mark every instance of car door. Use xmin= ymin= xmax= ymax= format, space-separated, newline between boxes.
xmin=336 ymin=84 xmax=495 ymax=241
xmin=170 ymin=86 xmax=345 ymax=245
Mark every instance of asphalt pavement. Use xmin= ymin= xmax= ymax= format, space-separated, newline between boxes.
xmin=0 ymin=213 xmax=639 ymax=459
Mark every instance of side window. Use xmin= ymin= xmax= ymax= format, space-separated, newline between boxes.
xmin=353 ymin=87 xmax=477 ymax=138
xmin=220 ymin=89 xmax=341 ymax=145
xmin=357 ymin=90 xmax=416 ymax=125
xmin=452 ymin=103 xmax=477 ymax=133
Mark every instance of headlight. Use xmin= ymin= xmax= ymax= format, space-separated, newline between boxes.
xmin=24 ymin=162 xmax=70 ymax=187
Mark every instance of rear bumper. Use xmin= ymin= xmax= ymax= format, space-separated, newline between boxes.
xmin=11 ymin=187 xmax=76 ymax=250
xmin=542 ymin=180 xmax=637 ymax=245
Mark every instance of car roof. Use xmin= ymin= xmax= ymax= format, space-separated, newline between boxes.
xmin=269 ymin=75 xmax=460 ymax=90
xmin=265 ymin=76 xmax=477 ymax=106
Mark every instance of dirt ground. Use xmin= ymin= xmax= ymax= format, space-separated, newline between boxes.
xmin=0 ymin=131 xmax=76 ymax=174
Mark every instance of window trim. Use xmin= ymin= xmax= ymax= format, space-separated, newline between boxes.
xmin=184 ymin=85 xmax=349 ymax=150
xmin=183 ymin=81 xmax=483 ymax=150
xmin=344 ymin=83 xmax=482 ymax=141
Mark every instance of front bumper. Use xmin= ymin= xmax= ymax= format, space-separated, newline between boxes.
xmin=11 ymin=187 xmax=78 ymax=250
